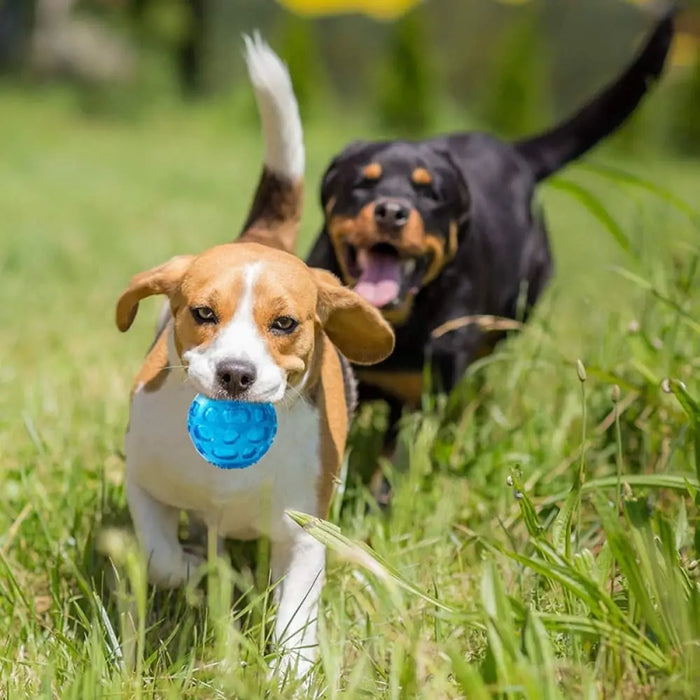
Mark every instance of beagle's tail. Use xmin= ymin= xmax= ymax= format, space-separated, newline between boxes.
xmin=513 ymin=10 xmax=675 ymax=183
xmin=239 ymin=34 xmax=304 ymax=253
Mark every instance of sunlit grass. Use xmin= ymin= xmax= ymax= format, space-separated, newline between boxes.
xmin=0 ymin=87 xmax=698 ymax=697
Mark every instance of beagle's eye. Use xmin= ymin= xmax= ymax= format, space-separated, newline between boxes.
xmin=270 ymin=316 xmax=299 ymax=334
xmin=190 ymin=306 xmax=217 ymax=324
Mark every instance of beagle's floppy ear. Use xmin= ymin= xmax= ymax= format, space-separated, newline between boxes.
xmin=311 ymin=268 xmax=395 ymax=365
xmin=116 ymin=255 xmax=193 ymax=332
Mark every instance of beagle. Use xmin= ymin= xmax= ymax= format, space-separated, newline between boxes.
xmin=115 ymin=37 xmax=394 ymax=679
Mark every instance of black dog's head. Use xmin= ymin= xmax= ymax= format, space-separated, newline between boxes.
xmin=320 ymin=140 xmax=470 ymax=325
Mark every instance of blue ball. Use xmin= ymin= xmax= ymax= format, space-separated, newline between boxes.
xmin=187 ymin=394 xmax=277 ymax=470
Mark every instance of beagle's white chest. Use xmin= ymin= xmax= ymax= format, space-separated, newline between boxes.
xmin=125 ymin=371 xmax=321 ymax=539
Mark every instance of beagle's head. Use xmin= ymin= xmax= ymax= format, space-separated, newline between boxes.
xmin=321 ymin=140 xmax=470 ymax=325
xmin=116 ymin=242 xmax=394 ymax=402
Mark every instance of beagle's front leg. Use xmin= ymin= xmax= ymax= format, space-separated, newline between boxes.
xmin=126 ymin=478 xmax=205 ymax=588
xmin=270 ymin=530 xmax=325 ymax=680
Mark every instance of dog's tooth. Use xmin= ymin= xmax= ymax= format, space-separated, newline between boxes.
xmin=356 ymin=248 xmax=369 ymax=267
xmin=403 ymin=259 xmax=416 ymax=276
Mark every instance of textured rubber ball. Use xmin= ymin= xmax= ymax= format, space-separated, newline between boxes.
xmin=187 ymin=394 xmax=277 ymax=469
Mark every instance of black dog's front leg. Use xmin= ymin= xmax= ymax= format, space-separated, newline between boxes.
xmin=355 ymin=327 xmax=488 ymax=506
xmin=425 ymin=324 xmax=487 ymax=395
xmin=353 ymin=382 xmax=404 ymax=507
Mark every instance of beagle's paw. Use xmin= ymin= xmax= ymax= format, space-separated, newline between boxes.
xmin=148 ymin=548 xmax=206 ymax=588
xmin=269 ymin=649 xmax=316 ymax=694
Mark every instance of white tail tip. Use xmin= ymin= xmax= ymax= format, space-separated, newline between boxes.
xmin=243 ymin=33 xmax=304 ymax=181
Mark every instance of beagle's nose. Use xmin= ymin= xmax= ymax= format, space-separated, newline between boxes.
xmin=374 ymin=199 xmax=410 ymax=232
xmin=216 ymin=360 xmax=257 ymax=397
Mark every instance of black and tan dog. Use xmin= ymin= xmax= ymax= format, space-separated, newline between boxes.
xmin=307 ymin=13 xmax=675 ymax=463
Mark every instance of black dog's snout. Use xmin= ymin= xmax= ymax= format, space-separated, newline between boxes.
xmin=374 ymin=199 xmax=410 ymax=231
xmin=216 ymin=360 xmax=257 ymax=397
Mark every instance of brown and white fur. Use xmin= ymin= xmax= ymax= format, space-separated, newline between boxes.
xmin=115 ymin=37 xmax=394 ymax=679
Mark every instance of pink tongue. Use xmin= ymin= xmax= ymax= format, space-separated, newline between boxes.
xmin=354 ymin=251 xmax=401 ymax=308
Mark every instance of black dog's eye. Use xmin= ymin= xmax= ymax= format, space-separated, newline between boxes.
xmin=191 ymin=306 xmax=217 ymax=324
xmin=354 ymin=177 xmax=376 ymax=191
xmin=270 ymin=316 xmax=299 ymax=334
xmin=416 ymin=183 xmax=441 ymax=202
xmin=360 ymin=163 xmax=382 ymax=183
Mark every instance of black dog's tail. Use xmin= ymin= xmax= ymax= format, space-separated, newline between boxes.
xmin=513 ymin=11 xmax=675 ymax=183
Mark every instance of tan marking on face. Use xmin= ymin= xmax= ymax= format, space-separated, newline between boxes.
xmin=355 ymin=369 xmax=423 ymax=408
xmin=327 ymin=204 xmax=429 ymax=286
xmin=422 ymin=233 xmax=446 ymax=286
xmin=447 ymin=220 xmax=458 ymax=260
xmin=324 ymin=195 xmax=337 ymax=215
xmin=327 ymin=204 xmax=377 ymax=285
xmin=362 ymin=162 xmax=382 ymax=180
xmin=249 ymin=263 xmax=318 ymax=391
xmin=328 ymin=205 xmax=431 ymax=259
xmin=381 ymin=296 xmax=416 ymax=326
xmin=170 ymin=264 xmax=245 ymax=359
xmin=411 ymin=167 xmax=432 ymax=186
xmin=132 ymin=330 xmax=170 ymax=396
xmin=327 ymin=204 xmax=455 ymax=317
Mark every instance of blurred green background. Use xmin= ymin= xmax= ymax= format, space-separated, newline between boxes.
xmin=1 ymin=0 xmax=698 ymax=371
xmin=1 ymin=0 xmax=698 ymax=437
xmin=1 ymin=4 xmax=700 ymax=696
xmin=2 ymin=0 xmax=700 ymax=151
xmin=1 ymin=0 xmax=698 ymax=499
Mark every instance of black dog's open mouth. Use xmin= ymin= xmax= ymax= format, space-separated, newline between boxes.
xmin=343 ymin=242 xmax=430 ymax=309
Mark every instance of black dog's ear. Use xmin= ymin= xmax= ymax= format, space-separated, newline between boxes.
xmin=320 ymin=140 xmax=370 ymax=210
xmin=435 ymin=145 xmax=472 ymax=228
xmin=320 ymin=155 xmax=343 ymax=210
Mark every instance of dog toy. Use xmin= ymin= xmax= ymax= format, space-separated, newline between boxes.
xmin=187 ymin=394 xmax=277 ymax=469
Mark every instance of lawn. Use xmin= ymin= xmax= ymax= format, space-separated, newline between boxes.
xmin=0 ymin=85 xmax=699 ymax=698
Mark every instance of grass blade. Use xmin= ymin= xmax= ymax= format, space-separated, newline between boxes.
xmin=612 ymin=268 xmax=700 ymax=334
xmin=509 ymin=472 xmax=543 ymax=538
xmin=666 ymin=379 xmax=700 ymax=476
xmin=580 ymin=162 xmax=700 ymax=224
xmin=484 ymin=539 xmax=614 ymax=619
xmin=663 ymin=379 xmax=700 ymax=554
xmin=543 ymin=473 xmax=700 ymax=505
xmin=449 ymin=646 xmax=490 ymax=699
xmin=551 ymin=360 xmax=588 ymax=560
xmin=536 ymin=614 xmax=669 ymax=671
xmin=594 ymin=496 xmax=671 ymax=652
xmin=551 ymin=482 xmax=580 ymax=559
xmin=523 ymin=610 xmax=560 ymax=700
xmin=547 ymin=177 xmax=632 ymax=254
xmin=287 ymin=510 xmax=462 ymax=615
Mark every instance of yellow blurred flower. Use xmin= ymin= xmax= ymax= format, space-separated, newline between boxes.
xmin=671 ymin=32 xmax=700 ymax=69
xmin=276 ymin=0 xmax=423 ymax=20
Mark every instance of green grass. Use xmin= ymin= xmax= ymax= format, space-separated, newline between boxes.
xmin=0 ymin=85 xmax=699 ymax=698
